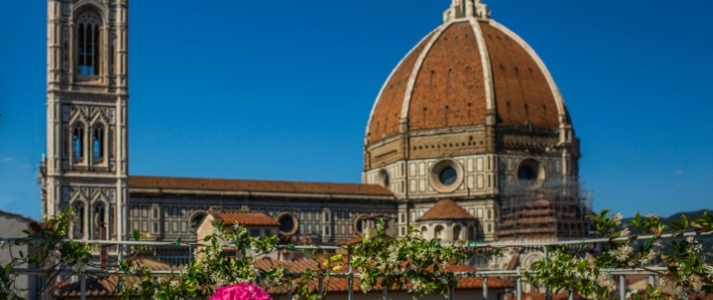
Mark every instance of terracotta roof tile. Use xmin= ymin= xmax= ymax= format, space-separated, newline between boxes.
xmin=368 ymin=32 xmax=434 ymax=144
xmin=256 ymin=257 xmax=512 ymax=294
xmin=417 ymin=199 xmax=476 ymax=221
xmin=54 ymin=276 xmax=119 ymax=298
xmin=218 ymin=211 xmax=279 ymax=226
xmin=480 ymin=22 xmax=559 ymax=127
xmin=367 ymin=19 xmax=566 ymax=146
xmin=504 ymin=292 xmax=571 ymax=300
xmin=54 ymin=258 xmax=180 ymax=298
xmin=129 ymin=176 xmax=394 ymax=197
xmin=336 ymin=235 xmax=364 ymax=246
xmin=409 ymin=21 xmax=487 ymax=131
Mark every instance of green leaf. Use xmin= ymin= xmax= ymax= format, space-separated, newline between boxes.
xmin=133 ymin=228 xmax=141 ymax=241
xmin=702 ymin=211 xmax=713 ymax=223
xmin=681 ymin=214 xmax=689 ymax=228
xmin=173 ymin=233 xmax=180 ymax=246
xmin=629 ymin=212 xmax=642 ymax=229
xmin=330 ymin=254 xmax=342 ymax=262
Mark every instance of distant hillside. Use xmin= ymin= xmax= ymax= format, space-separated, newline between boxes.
xmin=656 ymin=209 xmax=712 ymax=225
xmin=622 ymin=209 xmax=713 ymax=257
xmin=621 ymin=209 xmax=712 ymax=230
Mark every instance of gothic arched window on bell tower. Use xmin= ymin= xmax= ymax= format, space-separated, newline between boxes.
xmin=93 ymin=202 xmax=106 ymax=239
xmin=72 ymin=202 xmax=85 ymax=239
xmin=92 ymin=125 xmax=104 ymax=163
xmin=76 ymin=11 xmax=102 ymax=77
xmin=72 ymin=125 xmax=85 ymax=162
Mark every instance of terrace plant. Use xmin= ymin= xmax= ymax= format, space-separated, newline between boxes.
xmin=526 ymin=210 xmax=713 ymax=299
xmin=2 ymin=209 xmax=711 ymax=300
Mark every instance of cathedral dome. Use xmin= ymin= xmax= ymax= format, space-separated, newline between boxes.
xmin=365 ymin=0 xmax=569 ymax=146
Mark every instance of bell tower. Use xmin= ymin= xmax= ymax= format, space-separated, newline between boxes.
xmin=41 ymin=0 xmax=129 ymax=242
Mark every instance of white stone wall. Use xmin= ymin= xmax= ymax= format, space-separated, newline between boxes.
xmin=365 ymin=151 xmax=568 ymax=241
xmin=0 ymin=212 xmax=37 ymax=299
xmin=365 ymin=154 xmax=499 ymax=199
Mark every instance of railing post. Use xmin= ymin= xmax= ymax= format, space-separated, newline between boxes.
xmin=319 ymin=276 xmax=324 ymax=298
xmin=348 ymin=262 xmax=354 ymax=300
xmin=382 ymin=279 xmax=388 ymax=300
xmin=619 ymin=275 xmax=626 ymax=300
xmin=287 ymin=280 xmax=292 ymax=300
xmin=80 ymin=275 xmax=86 ymax=300
xmin=483 ymin=276 xmax=488 ymax=300
xmin=117 ymin=244 xmax=123 ymax=293
xmin=648 ymin=274 xmax=656 ymax=288
xmin=568 ymin=289 xmax=574 ymax=300
xmin=516 ymin=277 xmax=522 ymax=300
xmin=449 ymin=275 xmax=454 ymax=300
xmin=543 ymin=247 xmax=551 ymax=300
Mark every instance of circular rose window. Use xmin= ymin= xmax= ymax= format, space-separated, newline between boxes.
xmin=188 ymin=210 xmax=207 ymax=231
xmin=429 ymin=159 xmax=464 ymax=193
xmin=276 ymin=213 xmax=299 ymax=235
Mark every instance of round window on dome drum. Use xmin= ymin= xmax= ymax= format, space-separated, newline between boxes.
xmin=428 ymin=159 xmax=464 ymax=193
xmin=516 ymin=158 xmax=545 ymax=187
xmin=518 ymin=165 xmax=537 ymax=181
xmin=439 ymin=167 xmax=457 ymax=186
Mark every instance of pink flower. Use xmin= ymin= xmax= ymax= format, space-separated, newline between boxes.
xmin=210 ymin=283 xmax=272 ymax=300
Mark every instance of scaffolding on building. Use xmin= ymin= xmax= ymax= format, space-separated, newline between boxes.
xmin=497 ymin=174 xmax=593 ymax=241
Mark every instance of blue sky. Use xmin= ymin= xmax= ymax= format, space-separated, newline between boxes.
xmin=1 ymin=1 xmax=712 ymax=220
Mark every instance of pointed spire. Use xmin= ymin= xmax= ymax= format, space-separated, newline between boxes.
xmin=443 ymin=0 xmax=491 ymax=23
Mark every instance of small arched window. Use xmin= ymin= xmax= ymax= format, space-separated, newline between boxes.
xmin=92 ymin=125 xmax=104 ymax=162
xmin=76 ymin=11 xmax=102 ymax=76
xmin=452 ymin=225 xmax=462 ymax=241
xmin=434 ymin=225 xmax=444 ymax=241
xmin=468 ymin=225 xmax=476 ymax=240
xmin=72 ymin=125 xmax=84 ymax=161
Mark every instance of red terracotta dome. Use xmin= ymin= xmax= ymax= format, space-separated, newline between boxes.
xmin=365 ymin=1 xmax=568 ymax=145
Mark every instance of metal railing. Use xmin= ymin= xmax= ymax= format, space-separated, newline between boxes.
xmin=3 ymin=230 xmax=710 ymax=300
